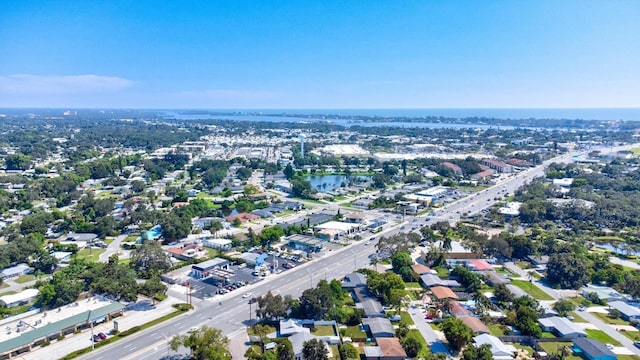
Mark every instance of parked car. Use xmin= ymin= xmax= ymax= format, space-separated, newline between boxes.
xmin=92 ymin=334 xmax=101 ymax=342
xmin=98 ymin=332 xmax=107 ymax=340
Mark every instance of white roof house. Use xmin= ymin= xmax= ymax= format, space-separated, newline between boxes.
xmin=473 ymin=334 xmax=517 ymax=360
xmin=608 ymin=301 xmax=640 ymax=321
xmin=0 ymin=288 xmax=39 ymax=307
xmin=538 ymin=316 xmax=586 ymax=338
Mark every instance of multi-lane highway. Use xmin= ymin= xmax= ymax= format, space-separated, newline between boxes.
xmin=82 ymin=144 xmax=639 ymax=360
xmin=82 ymin=237 xmax=381 ymax=360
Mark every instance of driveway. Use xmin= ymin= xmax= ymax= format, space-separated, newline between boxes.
xmin=408 ymin=305 xmax=451 ymax=357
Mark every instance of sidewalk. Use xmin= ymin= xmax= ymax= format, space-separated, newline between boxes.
xmin=13 ymin=295 xmax=184 ymax=360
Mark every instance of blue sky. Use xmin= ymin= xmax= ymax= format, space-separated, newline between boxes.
xmin=1 ymin=1 xmax=639 ymax=109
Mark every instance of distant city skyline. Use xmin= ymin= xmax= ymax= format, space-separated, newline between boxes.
xmin=1 ymin=1 xmax=639 ymax=109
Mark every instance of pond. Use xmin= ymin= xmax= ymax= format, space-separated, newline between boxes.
xmin=305 ymin=174 xmax=370 ymax=192
xmin=595 ymin=243 xmax=640 ymax=257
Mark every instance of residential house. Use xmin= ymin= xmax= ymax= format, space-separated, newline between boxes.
xmin=581 ymin=284 xmax=633 ymax=303
xmin=608 ymin=301 xmax=640 ymax=322
xmin=449 ymin=301 xmax=473 ymax=317
xmin=0 ymin=288 xmax=39 ymax=307
xmin=362 ymin=317 xmax=395 ymax=339
xmin=420 ymin=273 xmax=461 ymax=288
xmin=467 ymin=259 xmax=493 ymax=271
xmin=1 ymin=263 xmax=32 ymax=279
xmin=459 ymin=316 xmax=490 ymax=334
xmin=483 ymin=271 xmax=511 ymax=286
xmin=167 ymin=244 xmax=206 ymax=261
xmin=341 ymin=272 xmax=368 ymax=290
xmin=226 ymin=212 xmax=260 ymax=224
xmin=431 ymin=286 xmax=459 ymax=301
xmin=411 ymin=264 xmax=432 ymax=276
xmin=364 ymin=338 xmax=408 ymax=360
xmin=538 ymin=316 xmax=586 ymax=339
xmin=572 ymin=338 xmax=616 ymax=360
xmin=473 ymin=334 xmax=517 ymax=360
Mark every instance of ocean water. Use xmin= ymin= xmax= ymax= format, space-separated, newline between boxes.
xmin=171 ymin=108 xmax=640 ymax=121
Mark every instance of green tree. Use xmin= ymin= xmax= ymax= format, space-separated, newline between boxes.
xmin=130 ymin=240 xmax=172 ymax=278
xmin=391 ymin=250 xmax=416 ymax=282
xmin=291 ymin=178 xmax=312 ymax=198
xmin=401 ymin=336 xmax=422 ymax=358
xmin=338 ymin=342 xmax=359 ymax=360
xmin=283 ymin=164 xmax=295 ymax=180
xmin=552 ymin=299 xmax=576 ymax=317
xmin=547 ymin=252 xmax=590 ymax=289
xmin=139 ymin=275 xmax=168 ymax=300
xmin=302 ymin=339 xmax=328 ymax=360
xmin=462 ymin=343 xmax=494 ymax=360
xmin=440 ymin=317 xmax=473 ymax=350
xmin=276 ymin=338 xmax=295 ymax=360
xmin=170 ymin=325 xmax=231 ymax=360
xmin=256 ymin=290 xmax=292 ymax=321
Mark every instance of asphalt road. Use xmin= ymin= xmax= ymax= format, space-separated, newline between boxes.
xmin=81 ymin=143 xmax=640 ymax=360
xmin=82 ymin=236 xmax=380 ymax=360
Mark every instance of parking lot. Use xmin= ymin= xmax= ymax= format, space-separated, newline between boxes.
xmin=186 ymin=250 xmax=313 ymax=299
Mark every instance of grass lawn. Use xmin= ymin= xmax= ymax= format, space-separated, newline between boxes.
xmin=407 ymin=329 xmax=431 ymax=358
xmin=7 ymin=303 xmax=31 ymax=316
xmin=0 ymin=291 xmax=15 ymax=297
xmin=205 ymin=248 xmax=220 ymax=258
xmin=124 ymin=234 xmax=139 ymax=242
xmin=539 ymin=342 xmax=576 ymax=356
xmin=433 ymin=267 xmax=449 ymax=278
xmin=405 ymin=282 xmax=422 ymax=289
xmin=529 ymin=271 xmax=542 ymax=280
xmin=0 ymin=283 xmax=10 ymax=290
xmin=516 ymin=261 xmax=532 ymax=269
xmin=399 ymin=311 xmax=415 ymax=325
xmin=329 ymin=344 xmax=340 ymax=360
xmin=568 ymin=311 xmax=586 ymax=323
xmin=585 ymin=329 xmax=622 ymax=346
xmin=511 ymin=279 xmax=554 ymax=300
xmin=488 ymin=324 xmax=507 ymax=336
xmin=247 ymin=325 xmax=276 ymax=336
xmin=618 ymin=355 xmax=640 ymax=360
xmin=15 ymin=274 xmax=36 ymax=284
xmin=541 ymin=332 xmax=557 ymax=339
xmin=513 ymin=343 xmax=535 ymax=356
xmin=119 ymin=258 xmax=131 ymax=266
xmin=592 ymin=312 xmax=629 ymax=325
xmin=342 ymin=325 xmax=367 ymax=341
xmin=75 ymin=248 xmax=106 ymax=262
xmin=621 ymin=330 xmax=640 ymax=342
xmin=311 ymin=325 xmax=336 ymax=336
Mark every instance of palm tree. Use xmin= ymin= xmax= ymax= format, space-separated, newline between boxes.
xmin=252 ymin=324 xmax=270 ymax=353
xmin=370 ymin=257 xmax=379 ymax=272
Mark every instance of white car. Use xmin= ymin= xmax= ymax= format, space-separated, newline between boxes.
xmin=242 ymin=293 xmax=252 ymax=298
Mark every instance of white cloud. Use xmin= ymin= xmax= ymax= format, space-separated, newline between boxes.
xmin=0 ymin=74 xmax=135 ymax=94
